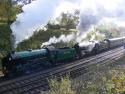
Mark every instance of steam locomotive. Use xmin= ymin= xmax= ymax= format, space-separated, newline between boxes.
xmin=2 ymin=37 xmax=125 ymax=76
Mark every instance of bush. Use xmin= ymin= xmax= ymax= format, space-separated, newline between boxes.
xmin=42 ymin=70 xmax=125 ymax=94
xmin=43 ymin=76 xmax=75 ymax=94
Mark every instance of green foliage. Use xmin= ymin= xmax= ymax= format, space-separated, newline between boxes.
xmin=0 ymin=23 xmax=11 ymax=68
xmin=15 ymin=11 xmax=107 ymax=51
xmin=0 ymin=24 xmax=12 ymax=51
xmin=0 ymin=1 xmax=21 ymax=67
xmin=107 ymin=71 xmax=125 ymax=93
xmin=45 ymin=70 xmax=125 ymax=94
xmin=56 ymin=12 xmax=79 ymax=30
xmin=16 ymin=29 xmax=73 ymax=51
xmin=46 ymin=12 xmax=79 ymax=30
xmin=0 ymin=0 xmax=21 ymax=51
xmin=46 ymin=76 xmax=75 ymax=94
xmin=84 ymin=24 xmax=121 ymax=42
xmin=84 ymin=28 xmax=105 ymax=41
xmin=44 ymin=56 xmax=125 ymax=94
xmin=0 ymin=0 xmax=22 ymax=24
xmin=96 ymin=23 xmax=120 ymax=38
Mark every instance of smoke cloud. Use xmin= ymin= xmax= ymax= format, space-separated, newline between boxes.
xmin=42 ymin=0 xmax=125 ymax=47
xmin=78 ymin=0 xmax=125 ymax=31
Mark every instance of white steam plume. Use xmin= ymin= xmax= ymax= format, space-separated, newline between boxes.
xmin=41 ymin=33 xmax=76 ymax=47
xmin=11 ymin=0 xmax=81 ymax=44
xmin=42 ymin=0 xmax=125 ymax=47
xmin=11 ymin=0 xmax=60 ymax=44
xmin=11 ymin=0 xmax=125 ymax=47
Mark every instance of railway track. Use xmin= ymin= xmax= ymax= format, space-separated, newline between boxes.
xmin=72 ymin=49 xmax=124 ymax=81
xmin=0 ymin=47 xmax=124 ymax=94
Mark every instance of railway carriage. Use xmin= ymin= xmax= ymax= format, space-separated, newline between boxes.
xmin=73 ymin=37 xmax=125 ymax=58
xmin=106 ymin=37 xmax=125 ymax=48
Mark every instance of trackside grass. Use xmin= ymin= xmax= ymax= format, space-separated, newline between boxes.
xmin=41 ymin=56 xmax=125 ymax=94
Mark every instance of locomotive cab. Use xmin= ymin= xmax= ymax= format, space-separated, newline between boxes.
xmin=46 ymin=46 xmax=76 ymax=65
xmin=74 ymin=43 xmax=83 ymax=59
xmin=45 ymin=46 xmax=57 ymax=65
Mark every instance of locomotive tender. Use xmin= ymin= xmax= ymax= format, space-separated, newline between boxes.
xmin=2 ymin=37 xmax=125 ymax=76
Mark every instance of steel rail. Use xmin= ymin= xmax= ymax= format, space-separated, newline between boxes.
xmin=0 ymin=47 xmax=123 ymax=94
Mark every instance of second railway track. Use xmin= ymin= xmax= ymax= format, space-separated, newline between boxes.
xmin=0 ymin=47 xmax=124 ymax=94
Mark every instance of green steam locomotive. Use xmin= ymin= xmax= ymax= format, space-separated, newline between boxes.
xmin=2 ymin=37 xmax=125 ymax=76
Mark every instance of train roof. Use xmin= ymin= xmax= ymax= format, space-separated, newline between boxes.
xmin=106 ymin=37 xmax=125 ymax=41
xmin=11 ymin=49 xmax=47 ymax=60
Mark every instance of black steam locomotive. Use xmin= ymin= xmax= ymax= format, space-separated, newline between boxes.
xmin=2 ymin=37 xmax=125 ymax=76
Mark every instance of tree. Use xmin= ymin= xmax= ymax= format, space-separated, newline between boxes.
xmin=0 ymin=0 xmax=21 ymax=24
xmin=96 ymin=23 xmax=120 ymax=38
xmin=57 ymin=12 xmax=79 ymax=30
xmin=3 ymin=0 xmax=14 ymax=24
xmin=46 ymin=22 xmax=60 ymax=29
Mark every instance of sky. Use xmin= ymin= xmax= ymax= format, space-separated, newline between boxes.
xmin=11 ymin=0 xmax=125 ymax=44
